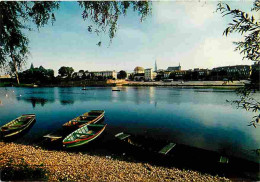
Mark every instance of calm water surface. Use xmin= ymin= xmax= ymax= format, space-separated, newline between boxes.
xmin=0 ymin=87 xmax=259 ymax=163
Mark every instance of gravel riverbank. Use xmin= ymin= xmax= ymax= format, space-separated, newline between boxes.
xmin=0 ymin=142 xmax=230 ymax=181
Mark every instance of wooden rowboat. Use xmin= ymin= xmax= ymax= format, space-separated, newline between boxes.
xmin=63 ymin=110 xmax=105 ymax=128
xmin=0 ymin=114 xmax=36 ymax=138
xmin=63 ymin=124 xmax=107 ymax=148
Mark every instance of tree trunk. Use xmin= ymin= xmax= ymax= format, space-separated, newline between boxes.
xmin=11 ymin=54 xmax=20 ymax=85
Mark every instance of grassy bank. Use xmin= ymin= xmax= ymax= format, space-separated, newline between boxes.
xmin=0 ymin=142 xmax=230 ymax=181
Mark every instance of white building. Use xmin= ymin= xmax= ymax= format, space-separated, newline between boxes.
xmin=145 ymin=68 xmax=157 ymax=81
xmin=91 ymin=70 xmax=117 ymax=79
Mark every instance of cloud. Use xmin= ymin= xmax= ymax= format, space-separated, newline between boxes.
xmin=153 ymin=1 xmax=216 ymax=28
xmin=181 ymin=35 xmax=252 ymax=69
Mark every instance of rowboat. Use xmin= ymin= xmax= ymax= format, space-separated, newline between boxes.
xmin=63 ymin=110 xmax=105 ymax=128
xmin=63 ymin=124 xmax=107 ymax=148
xmin=115 ymin=132 xmax=176 ymax=155
xmin=0 ymin=114 xmax=36 ymax=138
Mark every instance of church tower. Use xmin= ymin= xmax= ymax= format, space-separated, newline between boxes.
xmin=155 ymin=60 xmax=157 ymax=72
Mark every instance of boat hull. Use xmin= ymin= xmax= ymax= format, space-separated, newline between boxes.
xmin=63 ymin=110 xmax=105 ymax=128
xmin=1 ymin=114 xmax=36 ymax=138
xmin=63 ymin=124 xmax=107 ymax=148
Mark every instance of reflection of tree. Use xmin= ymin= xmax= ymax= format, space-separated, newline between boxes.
xmin=60 ymin=100 xmax=74 ymax=105
xmin=58 ymin=88 xmax=76 ymax=105
xmin=27 ymin=97 xmax=47 ymax=108
xmin=16 ymin=97 xmax=54 ymax=108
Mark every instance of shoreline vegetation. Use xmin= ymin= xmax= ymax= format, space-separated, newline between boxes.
xmin=0 ymin=142 xmax=230 ymax=181
xmin=0 ymin=80 xmax=246 ymax=89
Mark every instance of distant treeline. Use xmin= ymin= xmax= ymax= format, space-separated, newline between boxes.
xmin=1 ymin=65 xmax=118 ymax=86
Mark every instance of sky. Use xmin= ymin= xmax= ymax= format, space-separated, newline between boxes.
xmin=16 ymin=1 xmax=256 ymax=75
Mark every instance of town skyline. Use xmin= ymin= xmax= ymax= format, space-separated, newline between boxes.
xmin=0 ymin=1 xmax=255 ymax=75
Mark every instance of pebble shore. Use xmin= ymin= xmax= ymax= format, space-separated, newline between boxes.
xmin=0 ymin=142 xmax=230 ymax=181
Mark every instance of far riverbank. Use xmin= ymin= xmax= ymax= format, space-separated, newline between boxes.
xmin=124 ymin=80 xmax=246 ymax=88
xmin=0 ymin=80 xmax=247 ymax=89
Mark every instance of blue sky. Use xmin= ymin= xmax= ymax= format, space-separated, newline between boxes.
xmin=21 ymin=1 xmax=255 ymax=75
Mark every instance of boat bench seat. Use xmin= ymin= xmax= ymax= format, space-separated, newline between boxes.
xmin=159 ymin=143 xmax=176 ymax=155
xmin=84 ymin=116 xmax=98 ymax=118
xmin=71 ymin=120 xmax=90 ymax=123
xmin=74 ymin=132 xmax=95 ymax=137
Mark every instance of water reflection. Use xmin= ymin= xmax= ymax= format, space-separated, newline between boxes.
xmin=17 ymin=97 xmax=50 ymax=108
xmin=60 ymin=100 xmax=74 ymax=105
xmin=0 ymin=87 xmax=259 ymax=163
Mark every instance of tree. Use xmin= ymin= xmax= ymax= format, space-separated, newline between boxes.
xmin=192 ymin=71 xmax=199 ymax=81
xmin=0 ymin=2 xmax=151 ymax=84
xmin=217 ymin=1 xmax=259 ymax=62
xmin=82 ymin=72 xmax=87 ymax=80
xmin=58 ymin=66 xmax=74 ymax=78
xmin=217 ymin=1 xmax=260 ymax=127
xmin=155 ymin=74 xmax=163 ymax=81
xmin=46 ymin=69 xmax=54 ymax=78
xmin=117 ymin=70 xmax=127 ymax=79
xmin=169 ymin=72 xmax=176 ymax=80
xmin=19 ymin=65 xmax=54 ymax=84
xmin=0 ymin=2 xmax=59 ymax=84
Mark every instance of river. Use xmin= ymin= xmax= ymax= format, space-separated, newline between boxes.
xmin=0 ymin=86 xmax=259 ymax=164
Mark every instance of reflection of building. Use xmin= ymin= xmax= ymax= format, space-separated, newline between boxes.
xmin=167 ymin=63 xmax=181 ymax=71
xmin=145 ymin=68 xmax=157 ymax=81
xmin=91 ymin=70 xmax=117 ymax=79
xmin=149 ymin=87 xmax=155 ymax=104
xmin=134 ymin=66 xmax=144 ymax=74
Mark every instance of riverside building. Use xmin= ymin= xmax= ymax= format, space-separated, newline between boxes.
xmin=91 ymin=70 xmax=117 ymax=79
xmin=144 ymin=68 xmax=157 ymax=81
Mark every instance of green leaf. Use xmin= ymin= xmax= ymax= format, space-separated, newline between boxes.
xmin=226 ymin=4 xmax=230 ymax=11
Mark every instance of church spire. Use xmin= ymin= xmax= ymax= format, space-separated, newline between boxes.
xmin=155 ymin=60 xmax=157 ymax=72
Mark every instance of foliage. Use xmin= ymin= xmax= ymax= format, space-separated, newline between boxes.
xmin=58 ymin=66 xmax=74 ymax=78
xmin=227 ymin=85 xmax=260 ymax=127
xmin=0 ymin=2 xmax=59 ymax=83
xmin=0 ymin=1 xmax=151 ymax=81
xmin=169 ymin=72 xmax=176 ymax=80
xmin=217 ymin=1 xmax=260 ymax=127
xmin=19 ymin=65 xmax=54 ymax=84
xmin=216 ymin=1 xmax=260 ymax=61
xmin=117 ymin=70 xmax=127 ymax=79
xmin=78 ymin=1 xmax=151 ymax=44
xmin=155 ymin=74 xmax=163 ymax=81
